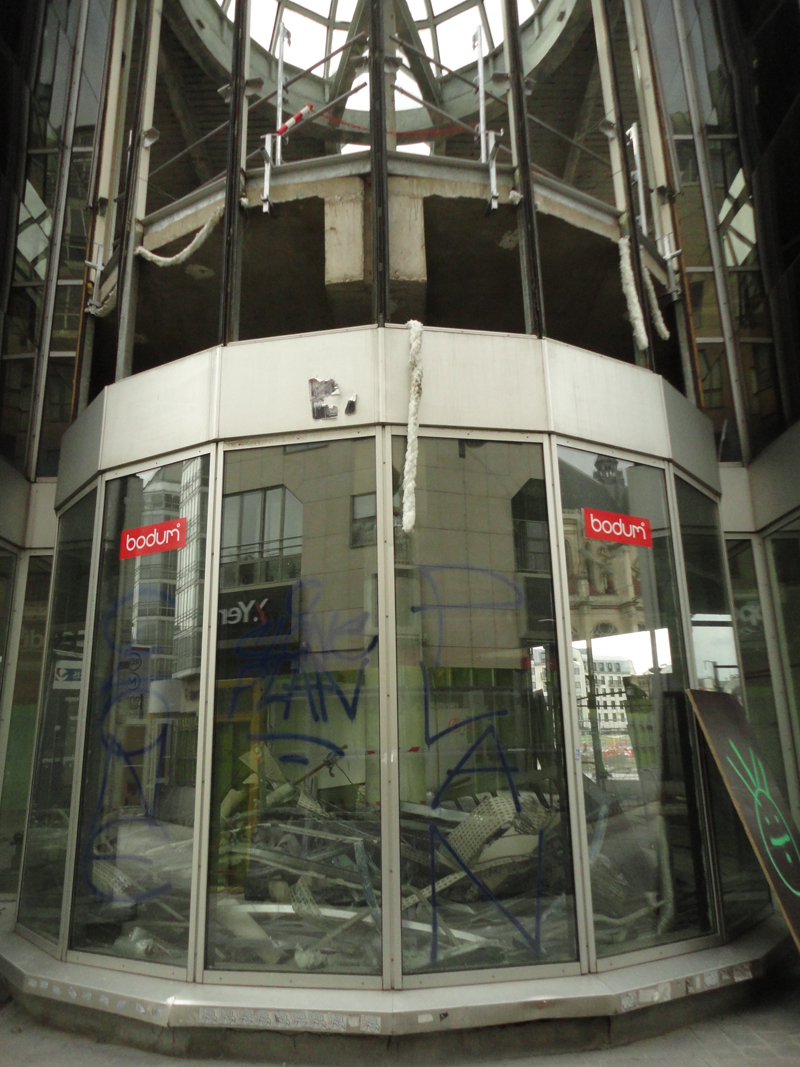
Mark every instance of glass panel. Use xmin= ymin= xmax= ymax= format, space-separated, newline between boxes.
xmin=0 ymin=547 xmax=17 ymax=701
xmin=132 ymin=4 xmax=232 ymax=369
xmin=207 ymin=438 xmax=381 ymax=975
xmin=739 ymin=340 xmax=783 ymax=454
xmin=69 ymin=458 xmax=209 ymax=964
xmin=37 ymin=355 xmax=76 ymax=477
xmin=14 ymin=153 xmax=60 ymax=284
xmin=396 ymin=437 xmax=577 ymax=974
xmin=681 ymin=0 xmax=734 ymax=133
xmin=767 ymin=518 xmax=800 ymax=779
xmin=558 ymin=446 xmax=711 ymax=956
xmin=726 ymin=540 xmax=785 ymax=794
xmin=695 ymin=341 xmax=741 ymax=461
xmin=704 ymin=744 xmax=771 ymax=938
xmin=239 ymin=0 xmax=372 ymax=337
xmin=0 ymin=357 xmax=35 ymax=470
xmin=58 ymin=154 xmax=94 ymax=279
xmin=18 ymin=490 xmax=96 ymax=942
xmin=518 ymin=0 xmax=614 ymax=204
xmin=0 ymin=556 xmax=52 ymax=894
xmin=687 ymin=272 xmax=721 ymax=337
xmin=675 ymin=141 xmax=713 ymax=267
xmin=643 ymin=0 xmax=691 ymax=135
xmin=675 ymin=478 xmax=740 ymax=696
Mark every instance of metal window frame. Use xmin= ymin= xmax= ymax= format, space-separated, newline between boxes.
xmin=553 ymin=439 xmax=725 ymax=968
xmin=199 ymin=430 xmax=386 ymax=990
xmin=26 ymin=0 xmax=93 ymax=479
xmin=668 ymin=0 xmax=750 ymax=463
xmin=54 ymin=444 xmax=214 ymax=980
xmin=388 ymin=426 xmax=586 ymax=985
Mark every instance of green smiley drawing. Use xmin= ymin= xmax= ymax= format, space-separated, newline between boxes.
xmin=727 ymin=740 xmax=800 ymax=897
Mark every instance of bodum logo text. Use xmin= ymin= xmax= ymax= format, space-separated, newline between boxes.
xmin=583 ymin=507 xmax=652 ymax=547
xmin=120 ymin=517 xmax=187 ymax=560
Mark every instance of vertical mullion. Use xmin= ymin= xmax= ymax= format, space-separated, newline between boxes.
xmin=545 ymin=434 xmax=596 ymax=973
xmin=369 ymin=0 xmax=390 ymax=326
xmin=501 ymin=0 xmax=545 ymax=337
xmin=376 ymin=428 xmax=401 ymax=989
xmin=115 ymin=0 xmax=160 ymax=381
xmin=0 ymin=552 xmax=29 ymax=837
xmin=219 ymin=0 xmax=250 ymax=344
xmin=189 ymin=444 xmax=224 ymax=983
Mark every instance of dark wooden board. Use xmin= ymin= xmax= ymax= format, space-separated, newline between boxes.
xmin=687 ymin=688 xmax=800 ymax=953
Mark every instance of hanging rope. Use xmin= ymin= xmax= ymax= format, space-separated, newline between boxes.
xmin=401 ymin=319 xmax=424 ymax=534
xmin=135 ymin=203 xmax=225 ymax=267
xmin=89 ymin=282 xmax=118 ymax=319
xmin=618 ymin=235 xmax=648 ymax=352
xmin=643 ymin=266 xmax=671 ymax=341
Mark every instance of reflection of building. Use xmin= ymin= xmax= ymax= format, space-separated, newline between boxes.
xmin=2 ymin=0 xmax=800 ymax=1049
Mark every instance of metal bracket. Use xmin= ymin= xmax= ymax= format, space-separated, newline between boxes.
xmin=260 ymin=134 xmax=273 ymax=213
xmin=487 ymin=130 xmax=501 ymax=212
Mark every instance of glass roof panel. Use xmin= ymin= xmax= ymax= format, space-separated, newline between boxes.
xmin=276 ymin=8 xmax=328 ymax=70
xmin=436 ymin=8 xmax=483 ymax=72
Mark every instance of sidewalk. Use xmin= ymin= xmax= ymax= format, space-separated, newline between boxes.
xmin=2 ymin=963 xmax=800 ymax=1067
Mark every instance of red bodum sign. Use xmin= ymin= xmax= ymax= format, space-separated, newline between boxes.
xmin=584 ymin=507 xmax=652 ymax=547
xmin=120 ymin=517 xmax=187 ymax=559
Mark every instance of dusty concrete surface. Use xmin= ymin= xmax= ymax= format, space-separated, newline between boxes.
xmin=1 ymin=959 xmax=800 ymax=1067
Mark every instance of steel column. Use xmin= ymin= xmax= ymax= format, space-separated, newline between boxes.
xmin=369 ymin=0 xmax=390 ymax=326
xmin=219 ymin=0 xmax=250 ymax=344
xmin=501 ymin=0 xmax=545 ymax=337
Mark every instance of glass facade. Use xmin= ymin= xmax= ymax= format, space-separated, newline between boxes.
xmin=11 ymin=431 xmax=766 ymax=984
xmin=1 ymin=0 xmax=799 ymax=1025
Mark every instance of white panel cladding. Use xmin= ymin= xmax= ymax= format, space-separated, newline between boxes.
xmin=218 ymin=326 xmax=377 ymax=439
xmin=56 ymin=326 xmax=719 ymax=509
xmin=0 ymin=456 xmax=31 ymax=546
xmin=663 ymin=380 xmax=720 ymax=494
xmin=383 ymin=324 xmax=548 ymax=431
xmin=719 ymin=466 xmax=756 ymax=534
xmin=544 ymin=340 xmax=671 ymax=459
xmin=101 ymin=346 xmax=219 ymax=472
xmin=56 ymin=389 xmax=105 ymax=509
xmin=749 ymin=417 xmax=800 ymax=531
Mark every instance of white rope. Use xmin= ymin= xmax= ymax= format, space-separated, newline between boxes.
xmin=643 ymin=265 xmax=671 ymax=341
xmin=89 ymin=282 xmax=117 ymax=319
xmin=135 ymin=203 xmax=225 ymax=267
xmin=618 ymin=235 xmax=648 ymax=352
xmin=401 ymin=319 xmax=424 ymax=534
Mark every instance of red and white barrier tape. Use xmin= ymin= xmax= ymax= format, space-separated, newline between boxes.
xmin=277 ymin=104 xmax=313 ymax=136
